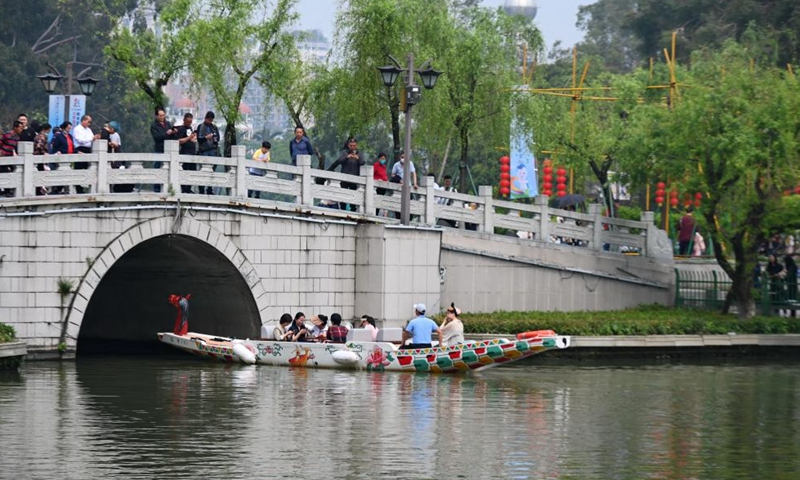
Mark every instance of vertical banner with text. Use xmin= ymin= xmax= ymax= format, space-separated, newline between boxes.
xmin=48 ymin=95 xmax=66 ymax=132
xmin=509 ymin=113 xmax=538 ymax=199
xmin=69 ymin=95 xmax=86 ymax=127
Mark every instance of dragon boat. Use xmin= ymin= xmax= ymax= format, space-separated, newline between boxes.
xmin=159 ymin=294 xmax=569 ymax=373
xmin=157 ymin=330 xmax=570 ymax=373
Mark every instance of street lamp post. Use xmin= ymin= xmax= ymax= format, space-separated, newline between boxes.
xmin=37 ymin=62 xmax=100 ymax=128
xmin=378 ymin=55 xmax=442 ymax=225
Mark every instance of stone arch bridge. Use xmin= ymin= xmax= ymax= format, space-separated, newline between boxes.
xmin=0 ymin=142 xmax=674 ymax=357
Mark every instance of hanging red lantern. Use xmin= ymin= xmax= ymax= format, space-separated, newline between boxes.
xmin=500 ymin=164 xmax=510 ymax=173
xmin=500 ymin=179 xmax=511 ymax=188
xmin=500 ymin=187 xmax=510 ymax=196
xmin=670 ymin=197 xmax=679 ymax=207
xmin=695 ymin=192 xmax=703 ymax=200
xmin=655 ymin=181 xmax=665 ymax=206
xmin=556 ymin=167 xmax=567 ymax=176
xmin=557 ymin=190 xmax=567 ymax=197
xmin=655 ymin=196 xmax=665 ymax=205
xmin=543 ymin=189 xmax=552 ymax=196
xmin=656 ymin=182 xmax=666 ymax=190
xmin=694 ymin=199 xmax=701 ymax=208
xmin=795 ymin=185 xmax=800 ymax=195
xmin=500 ymin=172 xmax=510 ymax=181
xmin=556 ymin=183 xmax=566 ymax=191
xmin=499 ymin=156 xmax=510 ymax=165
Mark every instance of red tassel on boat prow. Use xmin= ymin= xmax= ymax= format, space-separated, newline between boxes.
xmin=169 ymin=294 xmax=192 ymax=336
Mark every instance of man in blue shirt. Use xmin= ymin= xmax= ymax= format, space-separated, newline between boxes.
xmin=402 ymin=304 xmax=442 ymax=349
xmin=289 ymin=126 xmax=315 ymax=166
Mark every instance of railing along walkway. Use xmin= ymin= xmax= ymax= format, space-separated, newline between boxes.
xmin=0 ymin=139 xmax=664 ymax=258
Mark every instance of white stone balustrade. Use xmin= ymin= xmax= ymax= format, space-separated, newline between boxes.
xmin=0 ymin=140 xmax=669 ymax=258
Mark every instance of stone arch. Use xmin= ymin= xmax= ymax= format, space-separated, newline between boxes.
xmin=65 ymin=215 xmax=267 ymax=350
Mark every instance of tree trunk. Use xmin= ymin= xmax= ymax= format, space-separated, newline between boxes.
xmin=458 ymin=127 xmax=470 ymax=194
xmin=389 ymin=88 xmax=401 ymax=160
xmin=224 ymin=123 xmax=236 ymax=158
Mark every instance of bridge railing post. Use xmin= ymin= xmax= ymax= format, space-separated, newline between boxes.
xmin=641 ymin=211 xmax=656 ymax=258
xmin=423 ymin=175 xmax=435 ymax=225
xmin=589 ymin=203 xmax=603 ymax=250
xmin=166 ymin=140 xmax=180 ymax=195
xmin=95 ymin=139 xmax=109 ymax=195
xmin=232 ymin=145 xmax=246 ymax=198
xmin=362 ymin=164 xmax=374 ymax=216
xmin=535 ymin=194 xmax=550 ymax=243
xmin=297 ymin=154 xmax=312 ymax=206
xmin=479 ymin=186 xmax=493 ymax=233
xmin=20 ymin=141 xmax=34 ymax=197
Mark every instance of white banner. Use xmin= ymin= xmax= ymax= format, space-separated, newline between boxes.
xmin=68 ymin=95 xmax=86 ymax=127
xmin=48 ymin=95 xmax=65 ymax=130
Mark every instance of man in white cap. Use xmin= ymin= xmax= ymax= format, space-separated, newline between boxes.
xmin=402 ymin=303 xmax=441 ymax=349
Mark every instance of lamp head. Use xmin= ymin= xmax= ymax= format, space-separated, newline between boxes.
xmin=76 ymin=76 xmax=100 ymax=96
xmin=37 ymin=73 xmax=63 ymax=94
xmin=416 ymin=66 xmax=442 ymax=90
xmin=377 ymin=65 xmax=404 ymax=87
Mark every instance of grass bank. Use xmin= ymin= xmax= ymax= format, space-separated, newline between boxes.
xmin=453 ymin=305 xmax=800 ymax=336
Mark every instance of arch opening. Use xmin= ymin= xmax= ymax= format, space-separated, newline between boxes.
xmin=77 ymin=234 xmax=260 ymax=355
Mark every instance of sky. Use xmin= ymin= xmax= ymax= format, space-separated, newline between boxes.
xmin=295 ymin=0 xmax=598 ymax=51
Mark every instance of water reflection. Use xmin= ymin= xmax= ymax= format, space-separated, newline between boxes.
xmin=2 ymin=359 xmax=800 ymax=479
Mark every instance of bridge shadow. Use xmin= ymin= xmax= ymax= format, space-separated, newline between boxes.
xmin=78 ymin=235 xmax=260 ymax=355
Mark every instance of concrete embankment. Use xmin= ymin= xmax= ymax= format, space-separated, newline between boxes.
xmin=0 ymin=342 xmax=27 ymax=370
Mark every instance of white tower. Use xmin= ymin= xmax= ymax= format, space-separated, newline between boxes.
xmin=503 ymin=0 xmax=537 ymax=21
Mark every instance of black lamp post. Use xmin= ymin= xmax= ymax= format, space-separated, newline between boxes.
xmin=377 ymin=56 xmax=443 ymax=225
xmin=37 ymin=63 xmax=100 ymax=128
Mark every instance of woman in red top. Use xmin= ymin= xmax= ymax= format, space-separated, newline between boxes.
xmin=373 ymin=152 xmax=389 ymax=215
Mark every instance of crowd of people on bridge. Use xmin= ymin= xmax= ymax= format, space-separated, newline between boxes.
xmin=268 ymin=303 xmax=465 ymax=349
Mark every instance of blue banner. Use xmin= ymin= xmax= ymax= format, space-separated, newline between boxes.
xmin=509 ymin=114 xmax=538 ymax=199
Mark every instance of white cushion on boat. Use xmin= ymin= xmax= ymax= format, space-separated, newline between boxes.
xmin=376 ymin=327 xmax=403 ymax=343
xmin=346 ymin=328 xmax=374 ymax=342
xmin=260 ymin=325 xmax=274 ymax=340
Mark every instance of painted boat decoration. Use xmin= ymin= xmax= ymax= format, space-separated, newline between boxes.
xmin=157 ymin=330 xmax=570 ymax=373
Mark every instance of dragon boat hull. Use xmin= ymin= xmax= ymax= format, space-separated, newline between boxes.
xmin=158 ymin=331 xmax=570 ymax=373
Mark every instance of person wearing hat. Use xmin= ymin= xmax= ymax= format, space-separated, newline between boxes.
xmin=401 ymin=303 xmax=441 ymax=349
xmin=440 ymin=302 xmax=465 ymax=347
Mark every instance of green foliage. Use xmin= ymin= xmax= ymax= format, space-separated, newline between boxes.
xmin=459 ymin=305 xmax=800 ymax=335
xmin=57 ymin=278 xmax=75 ymax=297
xmin=185 ymin=0 xmax=298 ymax=157
xmin=0 ymin=323 xmax=16 ymax=343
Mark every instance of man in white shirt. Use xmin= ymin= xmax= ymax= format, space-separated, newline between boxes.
xmin=71 ymin=115 xmax=99 ymax=193
xmin=72 ymin=115 xmax=99 ymax=154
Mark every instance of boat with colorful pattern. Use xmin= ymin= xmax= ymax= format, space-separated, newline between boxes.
xmin=157 ymin=330 xmax=570 ymax=373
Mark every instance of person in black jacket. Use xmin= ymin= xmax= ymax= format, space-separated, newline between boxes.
xmin=150 ymin=107 xmax=175 ymax=192
xmin=328 ymin=137 xmax=365 ymax=212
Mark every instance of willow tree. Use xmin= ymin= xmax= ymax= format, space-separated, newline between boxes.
xmin=332 ymin=0 xmax=451 ymax=160
xmin=186 ymin=0 xmax=297 ymax=157
xmin=106 ymin=0 xmax=195 ymax=109
xmin=621 ymin=43 xmax=800 ymax=317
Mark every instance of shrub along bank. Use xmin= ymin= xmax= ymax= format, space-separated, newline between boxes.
xmin=0 ymin=323 xmax=16 ymax=343
xmin=456 ymin=305 xmax=800 ymax=336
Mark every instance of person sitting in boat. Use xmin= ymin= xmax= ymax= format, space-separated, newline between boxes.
xmin=327 ymin=313 xmax=349 ymax=343
xmin=440 ymin=303 xmax=465 ymax=347
xmin=273 ymin=313 xmax=293 ymax=341
xmin=359 ymin=315 xmax=378 ymax=341
xmin=401 ymin=304 xmax=442 ymax=349
xmin=309 ymin=314 xmax=329 ymax=342
xmin=287 ymin=312 xmax=309 ymax=342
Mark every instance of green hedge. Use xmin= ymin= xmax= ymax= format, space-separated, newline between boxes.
xmin=453 ymin=305 xmax=800 ymax=336
xmin=0 ymin=323 xmax=16 ymax=343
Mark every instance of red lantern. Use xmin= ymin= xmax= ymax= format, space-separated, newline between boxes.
xmin=670 ymin=197 xmax=679 ymax=207
xmin=543 ymin=166 xmax=553 ymax=175
xmin=500 ymin=180 xmax=511 ymax=188
xmin=695 ymin=192 xmax=703 ymax=199
xmin=500 ymin=172 xmax=510 ymax=181
xmin=499 ymin=156 xmax=510 ymax=164
xmin=655 ymin=196 xmax=665 ymax=205
xmin=670 ymin=189 xmax=678 ymax=198
xmin=543 ymin=174 xmax=552 ymax=183
xmin=500 ymin=187 xmax=510 ymax=196
xmin=556 ymin=167 xmax=567 ymax=176
xmin=694 ymin=199 xmax=701 ymax=208
xmin=556 ymin=183 xmax=566 ymax=191
xmin=795 ymin=186 xmax=800 ymax=195
xmin=543 ymin=190 xmax=552 ymax=196
xmin=656 ymin=182 xmax=666 ymax=190
xmin=500 ymin=164 xmax=510 ymax=173
xmin=557 ymin=190 xmax=567 ymax=197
